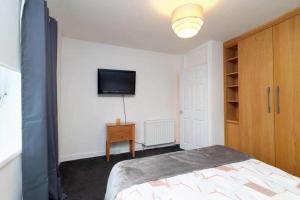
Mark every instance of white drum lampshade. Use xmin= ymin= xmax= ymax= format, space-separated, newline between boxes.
xmin=171 ymin=4 xmax=204 ymax=38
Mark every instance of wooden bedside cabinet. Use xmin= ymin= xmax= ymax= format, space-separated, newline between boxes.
xmin=105 ymin=122 xmax=135 ymax=162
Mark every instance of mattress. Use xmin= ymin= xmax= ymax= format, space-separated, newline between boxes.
xmin=105 ymin=145 xmax=251 ymax=200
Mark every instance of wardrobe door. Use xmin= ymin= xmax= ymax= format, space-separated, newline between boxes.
xmin=239 ymin=28 xmax=275 ymax=165
xmin=273 ymin=15 xmax=300 ymax=176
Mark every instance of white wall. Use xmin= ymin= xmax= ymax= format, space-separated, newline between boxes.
xmin=0 ymin=0 xmax=22 ymax=199
xmin=207 ymin=41 xmax=224 ymax=145
xmin=59 ymin=37 xmax=182 ymax=161
xmin=0 ymin=0 xmax=21 ymax=71
xmin=0 ymin=67 xmax=21 ymax=159
xmin=0 ymin=156 xmax=22 ymax=200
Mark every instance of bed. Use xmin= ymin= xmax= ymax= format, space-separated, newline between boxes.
xmin=105 ymin=145 xmax=300 ymax=200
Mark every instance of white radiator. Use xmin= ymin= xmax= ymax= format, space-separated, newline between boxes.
xmin=144 ymin=119 xmax=175 ymax=146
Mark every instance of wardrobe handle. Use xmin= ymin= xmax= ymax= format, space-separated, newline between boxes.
xmin=267 ymin=87 xmax=271 ymax=113
xmin=276 ymin=86 xmax=280 ymax=114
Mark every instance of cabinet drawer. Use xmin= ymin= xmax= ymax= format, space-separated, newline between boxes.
xmin=107 ymin=126 xmax=133 ymax=142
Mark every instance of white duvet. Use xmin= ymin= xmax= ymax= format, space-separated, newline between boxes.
xmin=116 ymin=159 xmax=300 ymax=200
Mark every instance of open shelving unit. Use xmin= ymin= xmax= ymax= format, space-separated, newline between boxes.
xmin=224 ymin=45 xmax=239 ymax=123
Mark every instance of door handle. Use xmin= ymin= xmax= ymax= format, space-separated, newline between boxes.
xmin=267 ymin=87 xmax=271 ymax=113
xmin=276 ymin=86 xmax=280 ymax=114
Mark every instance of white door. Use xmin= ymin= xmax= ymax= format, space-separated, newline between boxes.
xmin=180 ymin=67 xmax=209 ymax=150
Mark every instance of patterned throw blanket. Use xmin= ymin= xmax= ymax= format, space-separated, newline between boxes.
xmin=116 ymin=159 xmax=300 ymax=200
xmin=105 ymin=146 xmax=251 ymax=200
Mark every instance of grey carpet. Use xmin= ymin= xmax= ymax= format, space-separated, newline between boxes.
xmin=60 ymin=145 xmax=182 ymax=200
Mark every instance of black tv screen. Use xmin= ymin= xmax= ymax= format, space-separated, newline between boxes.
xmin=98 ymin=69 xmax=136 ymax=95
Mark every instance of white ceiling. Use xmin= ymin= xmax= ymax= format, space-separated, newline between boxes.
xmin=47 ymin=0 xmax=300 ymax=54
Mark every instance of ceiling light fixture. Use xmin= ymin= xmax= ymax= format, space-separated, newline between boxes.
xmin=171 ymin=3 xmax=204 ymax=38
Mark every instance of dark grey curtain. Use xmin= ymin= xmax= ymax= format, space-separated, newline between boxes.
xmin=21 ymin=0 xmax=62 ymax=199
xmin=47 ymin=17 xmax=62 ymax=200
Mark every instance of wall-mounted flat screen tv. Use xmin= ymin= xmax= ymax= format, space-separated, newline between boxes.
xmin=98 ymin=69 xmax=136 ymax=95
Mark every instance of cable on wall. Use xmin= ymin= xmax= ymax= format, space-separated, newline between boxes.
xmin=122 ymin=95 xmax=144 ymax=149
xmin=122 ymin=95 xmax=127 ymax=123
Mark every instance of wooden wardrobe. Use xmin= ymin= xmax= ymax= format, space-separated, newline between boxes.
xmin=224 ymin=8 xmax=300 ymax=176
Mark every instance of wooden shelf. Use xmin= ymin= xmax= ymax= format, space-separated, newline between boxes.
xmin=227 ymin=100 xmax=239 ymax=103
xmin=225 ymin=44 xmax=239 ymax=132
xmin=226 ymin=120 xmax=239 ymax=124
xmin=226 ymin=72 xmax=238 ymax=76
xmin=227 ymin=85 xmax=238 ymax=88
xmin=226 ymin=56 xmax=238 ymax=62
